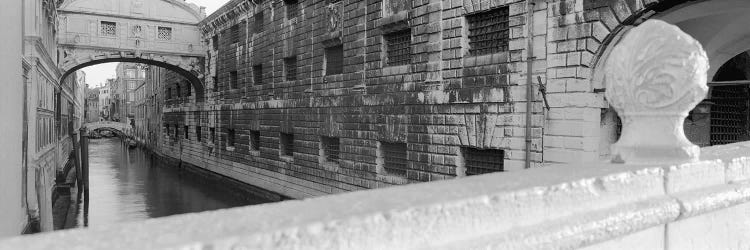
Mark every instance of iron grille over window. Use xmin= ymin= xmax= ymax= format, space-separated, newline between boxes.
xmin=230 ymin=71 xmax=238 ymax=88
xmin=463 ymin=148 xmax=504 ymax=175
xmin=325 ymin=45 xmax=344 ymax=75
xmin=466 ymin=7 xmax=510 ymax=56
xmin=230 ymin=24 xmax=240 ymax=44
xmin=101 ymin=21 xmax=117 ymax=37
xmin=158 ymin=27 xmax=172 ymax=40
xmin=382 ymin=142 xmax=408 ymax=177
xmin=210 ymin=127 xmax=216 ymax=143
xmin=322 ymin=137 xmax=340 ymax=163
xmin=710 ymin=85 xmax=748 ymax=145
xmin=285 ymin=57 xmax=297 ymax=81
xmin=212 ymin=35 xmax=219 ymax=50
xmin=196 ymin=126 xmax=202 ymax=142
xmin=280 ymin=133 xmax=294 ymax=156
xmin=227 ymin=129 xmax=235 ymax=147
xmin=254 ymin=12 xmax=264 ymax=33
xmin=253 ymin=65 xmax=263 ymax=85
xmin=286 ymin=0 xmax=299 ymax=19
xmin=250 ymin=130 xmax=260 ymax=151
xmin=385 ymin=29 xmax=412 ymax=66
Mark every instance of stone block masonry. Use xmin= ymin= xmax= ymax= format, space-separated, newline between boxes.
xmin=154 ymin=0 xmax=598 ymax=199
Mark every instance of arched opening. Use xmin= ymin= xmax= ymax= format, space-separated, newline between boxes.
xmin=61 ymin=58 xmax=205 ymax=102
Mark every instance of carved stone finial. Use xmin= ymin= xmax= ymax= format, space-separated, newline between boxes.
xmin=604 ymin=19 xmax=709 ymax=164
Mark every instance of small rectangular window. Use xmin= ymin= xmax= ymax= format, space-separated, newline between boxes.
xmin=466 ymin=7 xmax=510 ymax=56
xmin=230 ymin=24 xmax=240 ymax=44
xmin=284 ymin=57 xmax=297 ymax=81
xmin=184 ymin=126 xmax=189 ymax=139
xmin=212 ymin=76 xmax=219 ymax=92
xmin=463 ymin=148 xmax=504 ymax=175
xmin=280 ymin=133 xmax=294 ymax=156
xmin=174 ymin=125 xmax=179 ymax=138
xmin=254 ymin=12 xmax=264 ymax=33
xmin=322 ymin=136 xmax=340 ymax=163
xmin=210 ymin=127 xmax=216 ymax=143
xmin=158 ymin=27 xmax=172 ymax=40
xmin=196 ymin=126 xmax=202 ymax=142
xmin=186 ymin=83 xmax=192 ymax=96
xmin=227 ymin=129 xmax=235 ymax=147
xmin=325 ymin=45 xmax=344 ymax=75
xmin=382 ymin=142 xmax=408 ymax=177
xmin=253 ymin=64 xmax=263 ymax=85
xmin=101 ymin=21 xmax=117 ymax=37
xmin=250 ymin=130 xmax=260 ymax=151
xmin=230 ymin=71 xmax=238 ymax=88
xmin=285 ymin=0 xmax=299 ymax=19
xmin=212 ymin=35 xmax=219 ymax=50
xmin=384 ymin=29 xmax=412 ymax=66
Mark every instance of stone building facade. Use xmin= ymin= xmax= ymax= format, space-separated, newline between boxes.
xmin=150 ymin=0 xmax=750 ymax=200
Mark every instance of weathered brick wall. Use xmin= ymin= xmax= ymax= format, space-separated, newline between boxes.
xmin=157 ymin=0 xmax=563 ymax=198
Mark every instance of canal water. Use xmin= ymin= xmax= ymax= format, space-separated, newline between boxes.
xmin=75 ymin=137 xmax=273 ymax=228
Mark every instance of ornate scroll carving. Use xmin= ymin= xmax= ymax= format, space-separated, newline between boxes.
xmin=605 ymin=19 xmax=709 ymax=164
xmin=326 ymin=1 xmax=342 ymax=33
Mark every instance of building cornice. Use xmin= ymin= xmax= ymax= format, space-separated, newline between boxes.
xmin=199 ymin=0 xmax=253 ymax=35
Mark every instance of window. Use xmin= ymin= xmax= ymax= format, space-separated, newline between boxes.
xmin=280 ymin=133 xmax=294 ymax=156
xmin=250 ymin=130 xmax=260 ymax=151
xmin=384 ymin=29 xmax=412 ymax=66
xmin=321 ymin=136 xmax=340 ymax=163
xmin=254 ymin=12 xmax=264 ymax=33
xmin=284 ymin=57 xmax=297 ymax=81
xmin=186 ymin=83 xmax=192 ymax=96
xmin=101 ymin=21 xmax=117 ymax=37
xmin=227 ymin=129 xmax=235 ymax=147
xmin=253 ymin=64 xmax=263 ymax=85
xmin=382 ymin=142 xmax=408 ymax=177
xmin=466 ymin=7 xmax=510 ymax=56
xmin=174 ymin=124 xmax=179 ymax=138
xmin=127 ymin=70 xmax=136 ymax=79
xmin=184 ymin=126 xmax=189 ymax=139
xmin=285 ymin=0 xmax=299 ymax=19
xmin=230 ymin=24 xmax=240 ymax=44
xmin=463 ymin=148 xmax=504 ymax=175
xmin=325 ymin=45 xmax=344 ymax=75
xmin=176 ymin=84 xmax=181 ymax=97
xmin=230 ymin=71 xmax=238 ymax=88
xmin=212 ymin=35 xmax=219 ymax=50
xmin=166 ymin=88 xmax=171 ymax=99
xmin=213 ymin=76 xmax=219 ymax=92
xmin=158 ymin=27 xmax=172 ymax=40
xmin=210 ymin=127 xmax=216 ymax=143
xmin=197 ymin=126 xmax=202 ymax=142
xmin=139 ymin=69 xmax=146 ymax=78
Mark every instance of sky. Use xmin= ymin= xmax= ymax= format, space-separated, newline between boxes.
xmin=81 ymin=0 xmax=231 ymax=88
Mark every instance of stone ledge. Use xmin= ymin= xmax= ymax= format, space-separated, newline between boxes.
xmin=4 ymin=142 xmax=750 ymax=249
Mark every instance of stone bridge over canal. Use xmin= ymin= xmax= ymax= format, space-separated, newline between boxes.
xmin=82 ymin=121 xmax=133 ymax=136
xmin=56 ymin=0 xmax=208 ymax=100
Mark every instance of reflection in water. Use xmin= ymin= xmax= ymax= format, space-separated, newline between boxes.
xmin=76 ymin=138 xmax=272 ymax=228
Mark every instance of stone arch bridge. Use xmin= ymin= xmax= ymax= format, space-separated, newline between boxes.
xmin=57 ymin=0 xmax=207 ymax=100
xmin=83 ymin=121 xmax=133 ymax=136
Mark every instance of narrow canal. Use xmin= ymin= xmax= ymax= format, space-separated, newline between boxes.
xmin=74 ymin=137 xmax=273 ymax=228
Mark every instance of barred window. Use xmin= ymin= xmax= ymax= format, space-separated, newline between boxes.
xmin=158 ymin=27 xmax=172 ymax=40
xmin=210 ymin=127 xmax=216 ymax=143
xmin=253 ymin=64 xmax=263 ymax=85
xmin=384 ymin=29 xmax=411 ymax=66
xmin=101 ymin=21 xmax=117 ymax=37
xmin=196 ymin=126 xmax=202 ymax=142
xmin=184 ymin=125 xmax=189 ymax=139
xmin=286 ymin=0 xmax=299 ymax=19
xmin=254 ymin=12 xmax=264 ymax=33
xmin=280 ymin=133 xmax=294 ymax=156
xmin=250 ymin=130 xmax=260 ymax=151
xmin=325 ymin=45 xmax=344 ymax=75
xmin=285 ymin=57 xmax=297 ymax=81
xmin=463 ymin=148 xmax=504 ymax=176
xmin=227 ymin=129 xmax=236 ymax=147
xmin=466 ymin=7 xmax=510 ymax=56
xmin=322 ymin=136 xmax=340 ymax=163
xmin=230 ymin=24 xmax=240 ymax=44
xmin=382 ymin=142 xmax=408 ymax=177
xmin=230 ymin=71 xmax=238 ymax=88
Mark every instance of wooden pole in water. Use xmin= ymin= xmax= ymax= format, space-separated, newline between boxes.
xmin=79 ymin=128 xmax=90 ymax=223
xmin=73 ymin=130 xmax=83 ymax=196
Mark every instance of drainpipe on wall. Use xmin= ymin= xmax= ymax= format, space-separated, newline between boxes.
xmin=524 ymin=1 xmax=536 ymax=169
